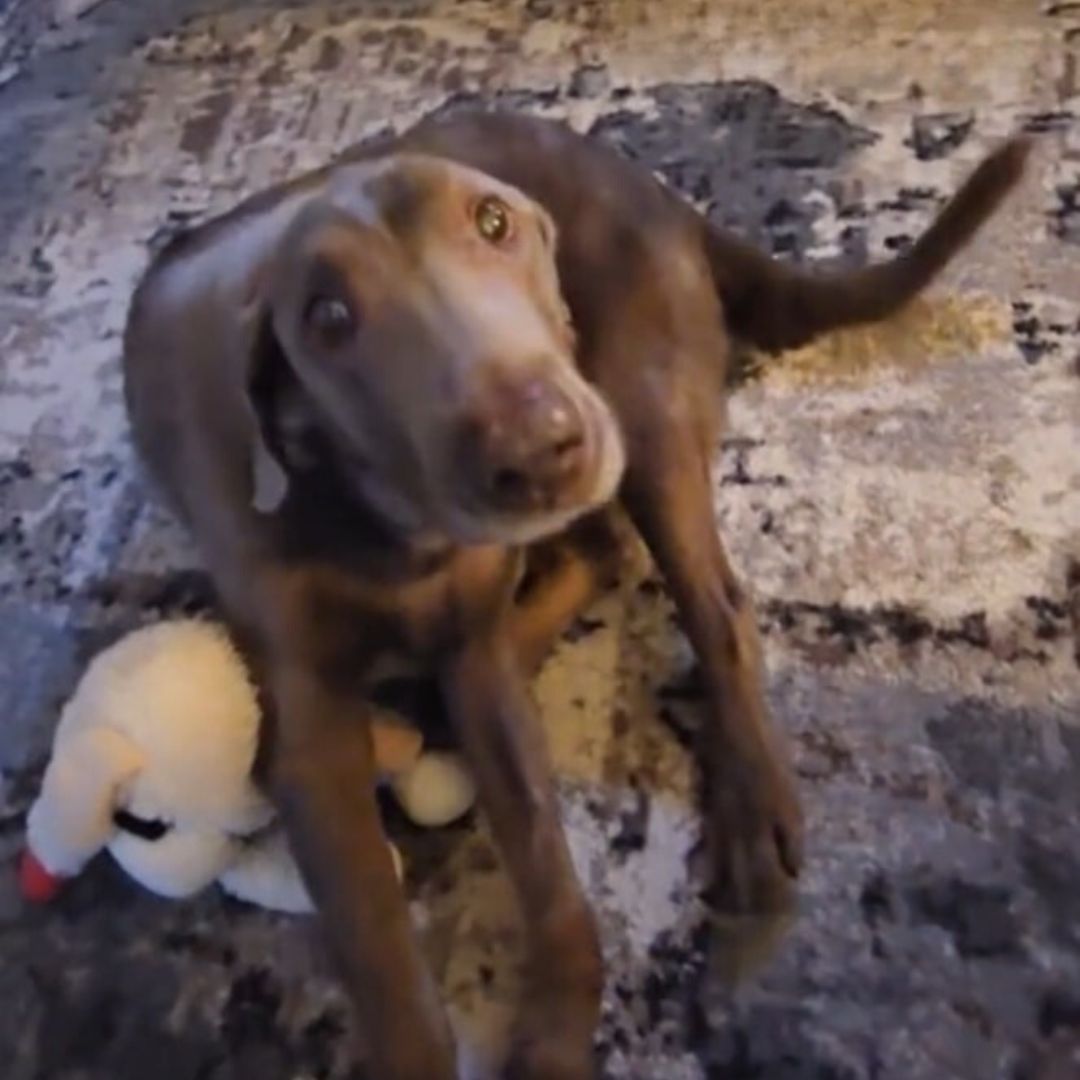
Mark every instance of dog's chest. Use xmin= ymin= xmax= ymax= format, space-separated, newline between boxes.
xmin=355 ymin=543 xmax=524 ymax=683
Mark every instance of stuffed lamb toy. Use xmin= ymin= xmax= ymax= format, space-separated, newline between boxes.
xmin=19 ymin=620 xmax=476 ymax=913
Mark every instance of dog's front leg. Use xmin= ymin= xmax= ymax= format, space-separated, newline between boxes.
xmin=440 ymin=634 xmax=602 ymax=1080
xmin=262 ymin=656 xmax=457 ymax=1080
xmin=594 ymin=326 xmax=802 ymax=988
xmin=621 ymin=423 xmax=804 ymax=934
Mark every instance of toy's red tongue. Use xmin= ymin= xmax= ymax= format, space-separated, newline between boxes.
xmin=18 ymin=849 xmax=65 ymax=903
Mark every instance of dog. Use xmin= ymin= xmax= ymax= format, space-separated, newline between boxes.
xmin=122 ymin=109 xmax=1029 ymax=1079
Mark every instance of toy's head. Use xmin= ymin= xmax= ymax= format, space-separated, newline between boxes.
xmin=20 ymin=816 xmax=253 ymax=901
xmin=20 ymin=620 xmax=274 ymax=903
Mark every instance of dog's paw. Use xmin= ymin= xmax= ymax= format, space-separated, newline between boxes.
xmin=504 ymin=983 xmax=599 ymax=1080
xmin=700 ymin=748 xmax=803 ymax=985
xmin=705 ymin=738 xmax=804 ymax=918
xmin=504 ymin=1035 xmax=596 ymax=1080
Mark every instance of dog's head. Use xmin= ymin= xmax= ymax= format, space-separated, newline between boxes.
xmin=239 ymin=154 xmax=624 ymax=546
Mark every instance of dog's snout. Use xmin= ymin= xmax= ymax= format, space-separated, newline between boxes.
xmin=461 ymin=376 xmax=588 ymax=512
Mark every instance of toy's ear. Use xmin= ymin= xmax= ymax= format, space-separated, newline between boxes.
xmin=218 ymin=830 xmax=403 ymax=914
xmin=25 ymin=726 xmax=144 ymax=881
xmin=217 ymin=829 xmax=316 ymax=914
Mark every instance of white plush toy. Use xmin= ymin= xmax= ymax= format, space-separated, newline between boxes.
xmin=19 ymin=619 xmax=476 ymax=912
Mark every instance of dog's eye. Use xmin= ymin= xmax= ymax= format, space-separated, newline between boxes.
xmin=304 ymin=295 xmax=356 ymax=343
xmin=474 ymin=195 xmax=513 ymax=245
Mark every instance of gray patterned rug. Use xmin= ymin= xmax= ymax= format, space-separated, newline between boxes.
xmin=1 ymin=2 xmax=1078 ymax=1078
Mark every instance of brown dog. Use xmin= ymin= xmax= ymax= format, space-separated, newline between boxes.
xmin=122 ymin=111 xmax=1028 ymax=1079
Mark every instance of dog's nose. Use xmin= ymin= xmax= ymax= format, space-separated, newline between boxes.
xmin=462 ymin=377 xmax=587 ymax=512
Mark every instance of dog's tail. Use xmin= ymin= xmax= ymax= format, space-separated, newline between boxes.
xmin=704 ymin=136 xmax=1031 ymax=355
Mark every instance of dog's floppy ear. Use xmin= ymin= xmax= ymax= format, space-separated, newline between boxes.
xmin=245 ymin=312 xmax=292 ymax=514
xmin=234 ymin=270 xmax=294 ymax=515
xmin=537 ymin=205 xmax=559 ymax=252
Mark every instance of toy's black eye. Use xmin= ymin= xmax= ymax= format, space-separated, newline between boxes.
xmin=304 ymin=295 xmax=357 ymax=343
xmin=474 ymin=195 xmax=513 ymax=245
xmin=113 ymin=809 xmax=171 ymax=841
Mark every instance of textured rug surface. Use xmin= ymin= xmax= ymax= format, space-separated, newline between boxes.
xmin=1 ymin=2 xmax=1079 ymax=1078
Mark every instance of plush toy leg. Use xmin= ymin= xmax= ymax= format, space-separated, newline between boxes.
xmin=370 ymin=706 xmax=425 ymax=778
xmin=217 ymin=830 xmax=403 ymax=914
xmin=390 ymin=752 xmax=477 ymax=828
